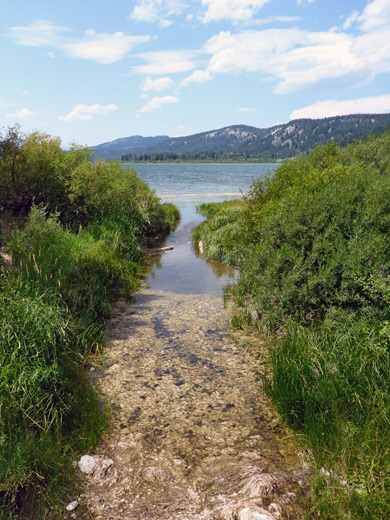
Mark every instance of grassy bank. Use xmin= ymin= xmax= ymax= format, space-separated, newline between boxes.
xmin=193 ymin=132 xmax=390 ymax=519
xmin=0 ymin=126 xmax=179 ymax=518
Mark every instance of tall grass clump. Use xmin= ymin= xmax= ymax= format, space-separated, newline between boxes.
xmin=0 ymin=126 xmax=179 ymax=518
xmin=192 ymin=200 xmax=245 ymax=264
xmin=193 ymin=132 xmax=390 ymax=519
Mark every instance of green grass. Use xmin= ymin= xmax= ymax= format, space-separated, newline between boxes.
xmin=192 ymin=200 xmax=245 ymax=264
xmin=0 ymin=272 xmax=107 ymax=517
xmin=270 ymin=310 xmax=390 ymax=519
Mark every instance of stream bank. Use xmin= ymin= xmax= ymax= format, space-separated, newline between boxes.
xmin=71 ymin=198 xmax=309 ymax=520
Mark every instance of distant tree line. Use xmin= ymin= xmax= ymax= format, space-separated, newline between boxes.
xmin=121 ymin=150 xmax=296 ymax=162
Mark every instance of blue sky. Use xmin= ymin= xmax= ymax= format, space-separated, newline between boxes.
xmin=1 ymin=0 xmax=389 ymax=147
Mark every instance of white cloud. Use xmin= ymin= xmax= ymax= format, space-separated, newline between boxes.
xmin=357 ymin=0 xmax=390 ymax=32
xmin=59 ymin=104 xmax=118 ymax=122
xmin=202 ymin=0 xmax=270 ymax=23
xmin=130 ymin=0 xmax=188 ymax=27
xmin=238 ymin=107 xmax=257 ymax=112
xmin=248 ymin=16 xmax=302 ymax=27
xmin=62 ymin=31 xmax=150 ymax=64
xmin=7 ymin=20 xmax=69 ymax=47
xmin=342 ymin=11 xmax=359 ymax=30
xmin=290 ymin=94 xmax=390 ymax=120
xmin=181 ymin=69 xmax=213 ymax=86
xmin=205 ymin=29 xmax=305 ymax=75
xmin=296 ymin=0 xmax=316 ymax=6
xmin=131 ymin=0 xmax=161 ymax=22
xmin=7 ymin=20 xmax=150 ymax=64
xmin=137 ymin=95 xmax=179 ymax=113
xmin=47 ymin=51 xmax=56 ymax=59
xmin=6 ymin=108 xmax=36 ymax=119
xmin=133 ymin=50 xmax=195 ymax=74
xmin=142 ymin=75 xmax=174 ymax=91
xmin=201 ymin=16 xmax=390 ymax=95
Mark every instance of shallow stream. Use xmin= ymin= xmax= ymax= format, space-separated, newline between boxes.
xmin=77 ymin=194 xmax=308 ymax=519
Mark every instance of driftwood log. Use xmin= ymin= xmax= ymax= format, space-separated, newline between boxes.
xmin=145 ymin=246 xmax=174 ymax=255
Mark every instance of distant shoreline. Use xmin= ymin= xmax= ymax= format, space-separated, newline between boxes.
xmin=122 ymin=159 xmax=284 ymax=164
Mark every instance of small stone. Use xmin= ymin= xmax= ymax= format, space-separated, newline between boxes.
xmin=66 ymin=500 xmax=79 ymax=511
xmin=241 ymin=472 xmax=278 ymax=497
xmin=143 ymin=466 xmax=169 ymax=483
xmin=239 ymin=507 xmax=251 ymax=520
xmin=238 ymin=508 xmax=275 ymax=520
xmin=78 ymin=455 xmax=96 ymax=474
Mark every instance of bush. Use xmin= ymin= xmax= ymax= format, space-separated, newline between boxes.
xmin=0 ymin=127 xmax=179 ymax=517
xmin=237 ymin=134 xmax=390 ymax=326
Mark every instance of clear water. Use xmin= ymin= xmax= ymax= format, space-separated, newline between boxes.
xmin=131 ymin=162 xmax=279 ymax=297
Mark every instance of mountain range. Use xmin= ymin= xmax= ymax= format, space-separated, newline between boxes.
xmin=90 ymin=113 xmax=390 ymax=161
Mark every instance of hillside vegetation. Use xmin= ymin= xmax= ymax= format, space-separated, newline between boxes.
xmin=193 ymin=132 xmax=390 ymax=519
xmin=0 ymin=126 xmax=179 ymax=518
xmin=118 ymin=114 xmax=390 ymax=162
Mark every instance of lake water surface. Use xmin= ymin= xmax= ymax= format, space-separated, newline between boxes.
xmin=126 ymin=162 xmax=278 ymax=197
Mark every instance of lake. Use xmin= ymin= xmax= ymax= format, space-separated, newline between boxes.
xmin=124 ymin=162 xmax=279 ymax=200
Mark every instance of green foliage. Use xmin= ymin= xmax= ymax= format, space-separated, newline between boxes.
xmin=192 ymin=200 xmax=245 ymax=264
xmin=0 ymin=126 xmax=178 ymax=236
xmin=238 ymin=135 xmax=390 ymax=326
xmin=193 ymin=131 xmax=390 ymax=519
xmin=0 ymin=127 xmax=179 ymax=517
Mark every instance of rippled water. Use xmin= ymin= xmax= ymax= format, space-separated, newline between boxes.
xmin=77 ymin=165 xmax=308 ymax=520
xmin=125 ymin=162 xmax=278 ymax=196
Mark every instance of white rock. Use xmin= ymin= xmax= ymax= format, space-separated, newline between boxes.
xmin=78 ymin=455 xmax=96 ymax=474
xmin=66 ymin=500 xmax=79 ymax=511
xmin=239 ymin=507 xmax=251 ymax=520
xmin=238 ymin=508 xmax=275 ymax=520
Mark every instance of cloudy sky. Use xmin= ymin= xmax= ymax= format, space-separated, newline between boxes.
xmin=1 ymin=0 xmax=390 ymax=146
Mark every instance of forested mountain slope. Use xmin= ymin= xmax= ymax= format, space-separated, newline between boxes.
xmin=90 ymin=113 xmax=390 ymax=161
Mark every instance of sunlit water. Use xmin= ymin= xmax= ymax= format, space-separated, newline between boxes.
xmin=79 ymin=164 xmax=308 ymax=519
